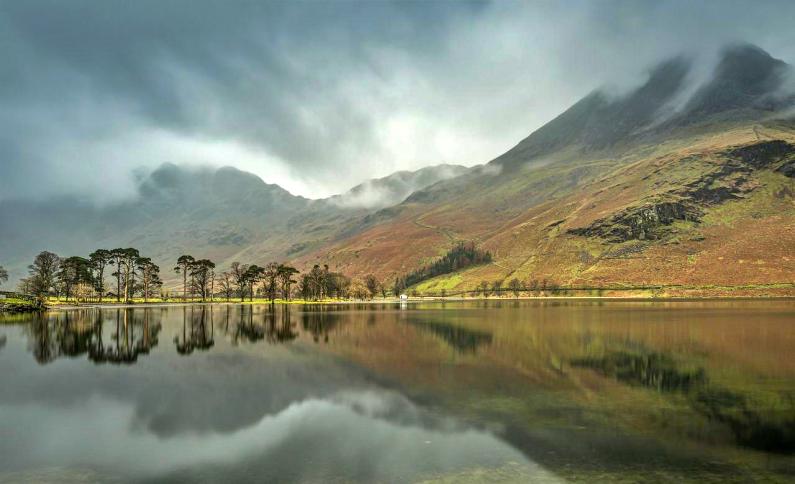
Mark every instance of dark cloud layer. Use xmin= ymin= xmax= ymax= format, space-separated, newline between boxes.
xmin=1 ymin=0 xmax=794 ymax=201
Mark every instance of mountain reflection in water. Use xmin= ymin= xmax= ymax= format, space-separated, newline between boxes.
xmin=0 ymin=301 xmax=793 ymax=483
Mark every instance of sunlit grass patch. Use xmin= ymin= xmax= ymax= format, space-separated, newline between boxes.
xmin=414 ymin=274 xmax=464 ymax=293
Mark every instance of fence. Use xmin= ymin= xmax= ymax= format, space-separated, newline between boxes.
xmin=408 ymin=282 xmax=795 ymax=298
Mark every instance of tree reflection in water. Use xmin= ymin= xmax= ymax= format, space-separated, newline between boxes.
xmin=221 ymin=305 xmax=298 ymax=345
xmin=20 ymin=304 xmax=496 ymax=364
xmin=174 ymin=306 xmax=215 ymax=355
xmin=300 ymin=305 xmax=340 ymax=343
xmin=266 ymin=305 xmax=298 ymax=343
xmin=24 ymin=309 xmax=161 ymax=364
xmin=226 ymin=305 xmax=264 ymax=344
xmin=405 ymin=318 xmax=493 ymax=354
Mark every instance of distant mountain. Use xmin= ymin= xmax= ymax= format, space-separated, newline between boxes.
xmin=0 ymin=162 xmax=468 ymax=286
xmin=327 ymin=164 xmax=468 ymax=209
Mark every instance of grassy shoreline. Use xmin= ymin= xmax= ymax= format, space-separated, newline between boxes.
xmin=3 ymin=284 xmax=792 ymax=314
xmin=40 ymin=293 xmax=795 ymax=310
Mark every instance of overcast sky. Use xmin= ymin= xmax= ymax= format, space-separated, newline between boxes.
xmin=1 ymin=0 xmax=794 ymax=202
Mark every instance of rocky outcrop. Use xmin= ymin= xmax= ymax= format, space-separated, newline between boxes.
xmin=725 ymin=140 xmax=794 ymax=168
xmin=679 ymin=161 xmax=751 ymax=204
xmin=777 ymin=159 xmax=795 ymax=178
xmin=569 ymin=200 xmax=700 ymax=242
xmin=568 ymin=140 xmax=795 ymax=242
xmin=685 ymin=140 xmax=795 ymax=202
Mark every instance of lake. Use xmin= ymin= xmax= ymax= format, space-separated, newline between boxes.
xmin=0 ymin=301 xmax=793 ymax=482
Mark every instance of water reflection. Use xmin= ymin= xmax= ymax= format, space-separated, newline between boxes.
xmin=406 ymin=318 xmax=493 ymax=354
xmin=174 ymin=306 xmax=214 ymax=354
xmin=23 ymin=309 xmax=161 ymax=364
xmin=571 ymin=350 xmax=707 ymax=393
xmin=15 ymin=304 xmax=500 ymax=360
xmin=216 ymin=305 xmax=300 ymax=345
xmin=230 ymin=305 xmax=265 ymax=344
xmin=573 ymin=348 xmax=795 ymax=453
xmin=0 ymin=301 xmax=793 ymax=482
xmin=267 ymin=305 xmax=299 ymax=343
xmin=301 ymin=305 xmax=341 ymax=343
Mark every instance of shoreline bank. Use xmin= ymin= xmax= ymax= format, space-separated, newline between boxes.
xmin=37 ymin=294 xmax=795 ymax=311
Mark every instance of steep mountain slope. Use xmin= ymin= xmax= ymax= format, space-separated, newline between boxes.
xmin=676 ymin=44 xmax=793 ymax=124
xmin=294 ymin=44 xmax=795 ymax=294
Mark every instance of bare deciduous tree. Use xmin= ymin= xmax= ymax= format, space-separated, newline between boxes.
xmin=230 ymin=262 xmax=249 ymax=302
xmin=28 ymin=251 xmax=60 ymax=299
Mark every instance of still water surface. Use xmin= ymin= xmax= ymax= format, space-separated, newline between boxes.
xmin=0 ymin=301 xmax=793 ymax=482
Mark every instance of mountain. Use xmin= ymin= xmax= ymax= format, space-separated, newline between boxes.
xmin=292 ymin=43 xmax=795 ymax=295
xmin=1 ymin=43 xmax=794 ymax=295
xmin=0 ymin=162 xmax=468 ymax=286
xmin=494 ymin=56 xmax=692 ymax=166
xmin=327 ymin=164 xmax=468 ymax=209
xmin=677 ymin=44 xmax=793 ymax=123
xmin=495 ymin=45 xmax=794 ymax=171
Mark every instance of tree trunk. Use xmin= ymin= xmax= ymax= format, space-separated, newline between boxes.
xmin=99 ymin=266 xmax=104 ymax=303
xmin=116 ymin=264 xmax=122 ymax=302
xmin=129 ymin=269 xmax=135 ymax=303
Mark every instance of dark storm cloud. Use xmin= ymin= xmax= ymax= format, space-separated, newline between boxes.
xmin=1 ymin=0 xmax=794 ymax=201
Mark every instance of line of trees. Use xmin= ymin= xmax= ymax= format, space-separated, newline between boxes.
xmin=18 ymin=249 xmax=163 ymax=303
xmin=407 ymin=278 xmax=558 ymax=298
xmin=211 ymin=260 xmax=299 ymax=302
xmin=14 ymin=248 xmax=400 ymax=304
xmin=11 ymin=247 xmax=572 ymax=302
xmin=200 ymin=260 xmax=388 ymax=302
xmin=467 ymin=277 xmax=561 ymax=297
xmin=215 ymin=262 xmax=380 ymax=302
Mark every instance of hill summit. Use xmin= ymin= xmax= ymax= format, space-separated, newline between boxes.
xmin=495 ymin=44 xmax=794 ymax=171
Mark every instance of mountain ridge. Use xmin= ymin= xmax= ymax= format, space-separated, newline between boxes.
xmin=2 ymin=42 xmax=794 ymax=294
xmin=291 ymin=43 xmax=795 ymax=294
xmin=0 ymin=162 xmax=473 ymax=284
xmin=493 ymin=44 xmax=794 ymax=172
